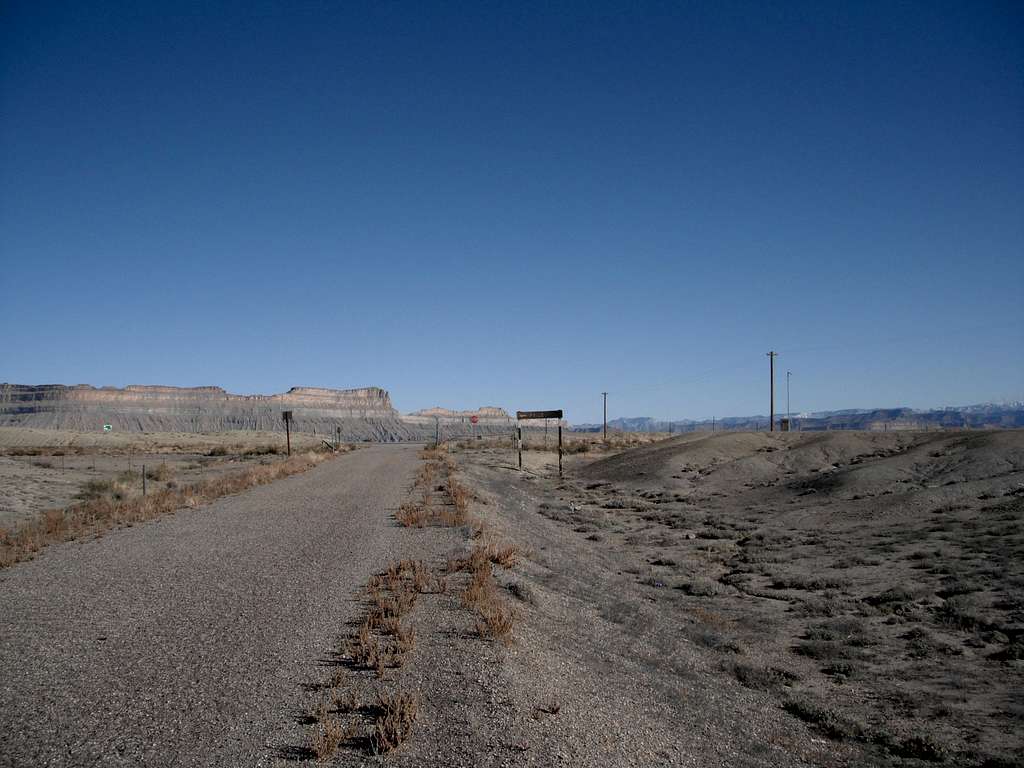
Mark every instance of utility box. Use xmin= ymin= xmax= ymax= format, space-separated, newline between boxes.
xmin=780 ymin=418 xmax=791 ymax=432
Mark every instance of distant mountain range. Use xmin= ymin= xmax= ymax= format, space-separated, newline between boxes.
xmin=573 ymin=403 xmax=1024 ymax=433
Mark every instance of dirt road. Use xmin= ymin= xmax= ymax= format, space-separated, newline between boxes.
xmin=0 ymin=444 xmax=421 ymax=767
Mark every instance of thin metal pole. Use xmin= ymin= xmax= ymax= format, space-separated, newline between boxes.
xmin=602 ymin=392 xmax=608 ymax=440
xmin=767 ymin=351 xmax=778 ymax=432
xmin=286 ymin=418 xmax=291 ymax=456
xmin=786 ymin=371 xmax=791 ymax=425
xmin=142 ymin=465 xmax=146 ymax=496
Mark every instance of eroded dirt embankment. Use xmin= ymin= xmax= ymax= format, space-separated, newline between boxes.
xmin=444 ymin=430 xmax=1024 ymax=767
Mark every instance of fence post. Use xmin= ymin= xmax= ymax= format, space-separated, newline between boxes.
xmin=558 ymin=425 xmax=563 ymax=477
xmin=517 ymin=424 xmax=522 ymax=471
xmin=142 ymin=464 xmax=146 ymax=496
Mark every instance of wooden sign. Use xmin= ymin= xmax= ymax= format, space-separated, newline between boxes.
xmin=282 ymin=410 xmax=293 ymax=421
xmin=516 ymin=410 xmax=562 ymax=420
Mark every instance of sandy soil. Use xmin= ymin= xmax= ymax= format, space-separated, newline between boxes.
xmin=443 ymin=429 xmax=1024 ymax=766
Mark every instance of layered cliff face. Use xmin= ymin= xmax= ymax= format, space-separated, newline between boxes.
xmin=0 ymin=384 xmax=515 ymax=441
xmin=0 ymin=384 xmax=415 ymax=440
xmin=405 ymin=406 xmax=512 ymax=424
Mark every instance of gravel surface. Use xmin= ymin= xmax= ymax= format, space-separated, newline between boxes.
xmin=0 ymin=444 xmax=421 ymax=767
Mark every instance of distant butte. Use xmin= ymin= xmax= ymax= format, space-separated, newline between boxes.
xmin=0 ymin=383 xmax=512 ymax=441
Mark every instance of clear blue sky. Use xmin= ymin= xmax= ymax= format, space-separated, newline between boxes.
xmin=2 ymin=1 xmax=1021 ymax=422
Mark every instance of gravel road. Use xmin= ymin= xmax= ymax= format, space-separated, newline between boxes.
xmin=0 ymin=444 xmax=421 ymax=767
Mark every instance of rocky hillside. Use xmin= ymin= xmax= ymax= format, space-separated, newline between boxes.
xmin=0 ymin=384 xmax=514 ymax=442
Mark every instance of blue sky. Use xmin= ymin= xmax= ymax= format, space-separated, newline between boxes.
xmin=2 ymin=1 xmax=1021 ymax=422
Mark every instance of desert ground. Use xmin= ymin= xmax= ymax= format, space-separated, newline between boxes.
xmin=1 ymin=428 xmax=1021 ymax=767
xmin=447 ymin=428 xmax=1024 ymax=766
xmin=0 ymin=427 xmax=327 ymax=530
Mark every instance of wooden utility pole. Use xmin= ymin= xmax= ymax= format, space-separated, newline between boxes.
xmin=558 ymin=424 xmax=563 ymax=477
xmin=767 ymin=352 xmax=778 ymax=432
xmin=602 ymin=392 xmax=608 ymax=440
xmin=517 ymin=423 xmax=522 ymax=470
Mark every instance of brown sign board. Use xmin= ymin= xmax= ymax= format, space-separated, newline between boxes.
xmin=282 ymin=410 xmax=293 ymax=421
xmin=516 ymin=410 xmax=562 ymax=420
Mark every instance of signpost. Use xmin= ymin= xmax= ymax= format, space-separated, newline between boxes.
xmin=103 ymin=424 xmax=112 ymax=432
xmin=515 ymin=410 xmax=564 ymax=476
xmin=282 ymin=410 xmax=293 ymax=456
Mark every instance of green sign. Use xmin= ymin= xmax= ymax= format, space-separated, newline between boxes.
xmin=103 ymin=424 xmax=112 ymax=432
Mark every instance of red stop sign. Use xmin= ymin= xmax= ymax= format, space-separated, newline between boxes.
xmin=470 ymin=415 xmax=479 ymax=424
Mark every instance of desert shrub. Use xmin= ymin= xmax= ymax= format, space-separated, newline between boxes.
xmin=903 ymin=627 xmax=958 ymax=658
xmin=507 ymin=581 xmax=535 ymax=604
xmin=145 ymin=463 xmax=174 ymax=481
xmin=562 ymin=440 xmax=591 ymax=454
xmin=935 ymin=577 xmax=985 ymax=598
xmin=771 ymin=574 xmax=848 ymax=591
xmin=821 ymin=661 xmax=860 ymax=678
xmin=676 ymin=578 xmax=723 ymax=596
xmin=989 ymin=642 xmax=1024 ymax=661
xmin=935 ymin=596 xmax=990 ymax=631
xmin=865 ymin=587 xmax=921 ymax=612
xmin=732 ymin=663 xmax=796 ymax=692
xmin=77 ymin=479 xmax=114 ymax=500
xmin=794 ymin=640 xmax=856 ymax=662
xmin=784 ymin=697 xmax=865 ymax=740
xmin=241 ymin=445 xmax=282 ymax=456
xmin=694 ymin=630 xmax=743 ymax=654
xmin=871 ymin=730 xmax=950 ymax=762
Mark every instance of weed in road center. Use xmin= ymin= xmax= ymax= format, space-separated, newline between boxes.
xmin=371 ymin=690 xmax=419 ymax=754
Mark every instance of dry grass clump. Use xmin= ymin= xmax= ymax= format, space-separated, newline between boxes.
xmin=449 ymin=542 xmax=518 ymax=643
xmin=382 ymin=559 xmax=446 ymax=594
xmin=371 ymin=690 xmax=419 ymax=754
xmin=327 ymin=560 xmax=439 ymax=756
xmin=396 ymin=501 xmax=431 ymax=527
xmin=397 ymin=450 xmax=483 ymax=532
xmin=309 ymin=694 xmax=362 ymax=760
xmin=312 ymin=698 xmax=352 ymax=761
xmin=346 ymin=621 xmax=412 ymax=679
xmin=346 ymin=561 xmax=435 ymax=677
xmin=449 ymin=541 xmax=520 ymax=573
xmin=475 ymin=601 xmax=515 ymax=640
xmin=0 ymin=451 xmax=331 ymax=569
